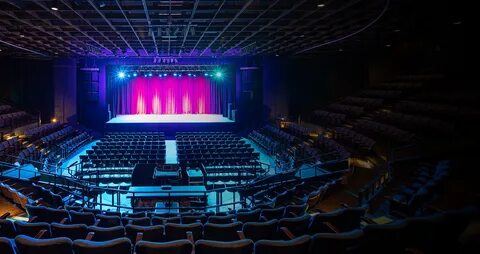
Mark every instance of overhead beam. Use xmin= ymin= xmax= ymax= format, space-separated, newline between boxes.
xmin=189 ymin=0 xmax=226 ymax=56
xmin=199 ymin=0 xmax=254 ymax=56
xmin=180 ymin=0 xmax=200 ymax=54
xmin=115 ymin=0 xmax=147 ymax=54
xmin=0 ymin=38 xmax=48 ymax=57
xmin=141 ymin=0 xmax=159 ymax=55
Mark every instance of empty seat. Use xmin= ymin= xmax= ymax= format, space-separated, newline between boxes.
xmin=236 ymin=209 xmax=261 ymax=223
xmin=135 ymin=239 xmax=193 ymax=254
xmin=15 ymin=235 xmax=73 ymax=254
xmin=165 ymin=223 xmax=202 ymax=242
xmin=69 ymin=211 xmax=96 ymax=226
xmin=261 ymin=207 xmax=285 ymax=221
xmin=121 ymin=217 xmax=151 ymax=226
xmin=51 ymin=223 xmax=89 ymax=240
xmin=362 ymin=221 xmax=407 ymax=253
xmin=195 ymin=239 xmax=254 ymax=254
xmin=14 ymin=221 xmax=50 ymax=238
xmin=151 ymin=216 xmax=181 ymax=225
xmin=96 ymin=215 xmax=122 ymax=227
xmin=243 ymin=219 xmax=278 ymax=242
xmin=278 ymin=214 xmax=311 ymax=237
xmin=181 ymin=215 xmax=207 ymax=224
xmin=203 ymin=222 xmax=243 ymax=241
xmin=0 ymin=219 xmax=16 ymax=238
xmin=254 ymin=235 xmax=311 ymax=254
xmin=285 ymin=204 xmax=307 ymax=217
xmin=310 ymin=229 xmax=364 ymax=254
xmin=0 ymin=237 xmax=15 ymax=254
xmin=73 ymin=238 xmax=132 ymax=254
xmin=309 ymin=207 xmax=365 ymax=233
xmin=207 ymin=214 xmax=235 ymax=224
xmin=87 ymin=226 xmax=125 ymax=241
xmin=125 ymin=225 xmax=164 ymax=244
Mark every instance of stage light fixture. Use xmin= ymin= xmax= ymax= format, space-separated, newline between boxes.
xmin=188 ymin=73 xmax=192 ymax=77
xmin=127 ymin=74 xmax=131 ymax=78
xmin=215 ymin=71 xmax=223 ymax=78
xmin=148 ymin=73 xmax=153 ymax=77
xmin=204 ymin=73 xmax=209 ymax=77
xmin=133 ymin=72 xmax=138 ymax=77
xmin=51 ymin=7 xmax=59 ymax=11
xmin=163 ymin=73 xmax=167 ymax=77
xmin=173 ymin=73 xmax=178 ymax=77
xmin=178 ymin=73 xmax=182 ymax=77
xmin=117 ymin=71 xmax=126 ymax=79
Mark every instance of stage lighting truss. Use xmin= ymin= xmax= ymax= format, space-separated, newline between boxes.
xmin=118 ymin=65 xmax=224 ymax=79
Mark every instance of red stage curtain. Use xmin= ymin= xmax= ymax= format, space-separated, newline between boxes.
xmin=112 ymin=76 xmax=225 ymax=115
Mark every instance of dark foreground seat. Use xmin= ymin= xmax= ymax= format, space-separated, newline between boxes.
xmin=0 ymin=237 xmax=15 ymax=254
xmin=15 ymin=235 xmax=73 ymax=254
xmin=254 ymin=235 xmax=311 ymax=254
xmin=195 ymin=239 xmax=254 ymax=254
xmin=73 ymin=238 xmax=132 ymax=254
xmin=135 ymin=239 xmax=193 ymax=254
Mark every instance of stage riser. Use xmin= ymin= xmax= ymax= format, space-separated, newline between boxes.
xmin=105 ymin=122 xmax=237 ymax=138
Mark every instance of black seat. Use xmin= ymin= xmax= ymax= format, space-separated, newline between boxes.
xmin=261 ymin=207 xmax=285 ymax=221
xmin=25 ymin=205 xmax=49 ymax=222
xmin=254 ymin=235 xmax=311 ymax=254
xmin=203 ymin=222 xmax=243 ymax=241
xmin=207 ymin=215 xmax=235 ymax=224
xmin=125 ymin=225 xmax=164 ymax=244
xmin=87 ymin=226 xmax=125 ymax=241
xmin=96 ymin=215 xmax=122 ymax=227
xmin=195 ymin=239 xmax=254 ymax=254
xmin=236 ymin=209 xmax=261 ymax=223
xmin=278 ymin=214 xmax=311 ymax=237
xmin=82 ymin=208 xmax=102 ymax=215
xmin=310 ymin=229 xmax=364 ymax=254
xmin=0 ymin=237 xmax=15 ymax=254
xmin=47 ymin=208 xmax=70 ymax=223
xmin=73 ymin=238 xmax=132 ymax=254
xmin=15 ymin=235 xmax=73 ymax=254
xmin=51 ymin=223 xmax=88 ymax=240
xmin=165 ymin=223 xmax=203 ymax=242
xmin=123 ymin=212 xmax=146 ymax=218
xmin=69 ymin=211 xmax=96 ymax=226
xmin=135 ymin=239 xmax=193 ymax=254
xmin=285 ymin=204 xmax=307 ymax=217
xmin=121 ymin=217 xmax=151 ymax=226
xmin=14 ymin=221 xmax=51 ymax=238
xmin=0 ymin=219 xmax=16 ymax=238
xmin=362 ymin=221 xmax=407 ymax=254
xmin=309 ymin=207 xmax=365 ymax=233
xmin=243 ymin=219 xmax=278 ymax=242
xmin=151 ymin=216 xmax=181 ymax=225
xmin=181 ymin=215 xmax=207 ymax=224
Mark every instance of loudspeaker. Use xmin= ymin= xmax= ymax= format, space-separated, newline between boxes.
xmin=231 ymin=109 xmax=236 ymax=122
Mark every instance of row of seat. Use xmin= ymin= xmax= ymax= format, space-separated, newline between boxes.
xmin=355 ymin=119 xmax=415 ymax=144
xmin=0 ymin=111 xmax=29 ymax=128
xmin=376 ymin=110 xmax=455 ymax=134
xmin=314 ymin=136 xmax=350 ymax=160
xmin=342 ymin=96 xmax=384 ymax=109
xmin=262 ymin=125 xmax=296 ymax=145
xmin=248 ymin=130 xmax=280 ymax=155
xmin=328 ymin=103 xmax=364 ymax=116
xmin=334 ymin=127 xmax=376 ymax=151
xmin=312 ymin=110 xmax=346 ymax=126
xmin=23 ymin=123 xmax=62 ymax=142
xmin=40 ymin=126 xmax=75 ymax=146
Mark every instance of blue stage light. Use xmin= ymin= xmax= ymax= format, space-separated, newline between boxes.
xmin=178 ymin=73 xmax=182 ymax=77
xmin=148 ymin=73 xmax=153 ymax=77
xmin=163 ymin=73 xmax=167 ymax=77
xmin=215 ymin=71 xmax=223 ymax=78
xmin=117 ymin=71 xmax=126 ymax=79
xmin=204 ymin=73 xmax=209 ymax=77
xmin=133 ymin=72 xmax=138 ymax=77
xmin=188 ymin=73 xmax=192 ymax=77
xmin=127 ymin=74 xmax=131 ymax=78
xmin=173 ymin=73 xmax=178 ymax=77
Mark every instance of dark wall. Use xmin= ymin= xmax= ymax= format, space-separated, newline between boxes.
xmin=0 ymin=57 xmax=54 ymax=122
xmin=262 ymin=52 xmax=369 ymax=121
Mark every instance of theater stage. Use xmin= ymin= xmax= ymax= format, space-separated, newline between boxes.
xmin=105 ymin=114 xmax=236 ymax=137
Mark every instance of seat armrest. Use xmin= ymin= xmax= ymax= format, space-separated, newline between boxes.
xmin=136 ymin=232 xmax=144 ymax=242
xmin=260 ymin=216 xmax=268 ymax=222
xmin=29 ymin=216 xmax=38 ymax=223
xmin=288 ymin=212 xmax=298 ymax=217
xmin=361 ymin=216 xmax=376 ymax=224
xmin=279 ymin=227 xmax=295 ymax=240
xmin=60 ymin=218 xmax=68 ymax=224
xmin=86 ymin=232 xmax=95 ymax=240
xmin=324 ymin=222 xmax=341 ymax=233
xmin=0 ymin=212 xmax=10 ymax=219
xmin=186 ymin=231 xmax=194 ymax=244
xmin=94 ymin=219 xmax=100 ymax=226
xmin=35 ymin=229 xmax=47 ymax=239
xmin=237 ymin=230 xmax=246 ymax=240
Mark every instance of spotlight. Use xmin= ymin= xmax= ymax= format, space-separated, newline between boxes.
xmin=204 ymin=73 xmax=209 ymax=77
xmin=144 ymin=73 xmax=148 ymax=77
xmin=117 ymin=71 xmax=126 ymax=79
xmin=173 ymin=73 xmax=178 ymax=77
xmin=51 ymin=7 xmax=59 ymax=11
xmin=158 ymin=73 xmax=162 ymax=77
xmin=127 ymin=74 xmax=131 ymax=78
xmin=133 ymin=72 xmax=138 ymax=77
xmin=51 ymin=118 xmax=58 ymax=123
xmin=148 ymin=72 xmax=153 ymax=77
xmin=317 ymin=3 xmax=325 ymax=8
xmin=188 ymin=73 xmax=192 ymax=77
xmin=215 ymin=71 xmax=223 ymax=78
xmin=193 ymin=74 xmax=197 ymax=77
xmin=178 ymin=73 xmax=182 ymax=77
xmin=163 ymin=73 xmax=167 ymax=77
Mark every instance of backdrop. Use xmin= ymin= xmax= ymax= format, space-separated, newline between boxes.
xmin=110 ymin=76 xmax=228 ymax=115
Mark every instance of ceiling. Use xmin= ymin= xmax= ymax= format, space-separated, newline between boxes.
xmin=0 ymin=0 xmax=463 ymax=58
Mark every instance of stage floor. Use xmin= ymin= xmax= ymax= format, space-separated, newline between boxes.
xmin=107 ymin=114 xmax=234 ymax=124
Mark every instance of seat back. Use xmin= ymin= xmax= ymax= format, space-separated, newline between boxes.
xmin=310 ymin=229 xmax=364 ymax=254
xmin=87 ymin=226 xmax=125 ymax=241
xmin=203 ymin=222 xmax=243 ymax=241
xmin=151 ymin=216 xmax=181 ymax=225
xmin=278 ymin=214 xmax=311 ymax=237
xmin=0 ymin=237 xmax=15 ymax=254
xmin=73 ymin=238 xmax=132 ymax=254
xmin=121 ymin=217 xmax=151 ymax=226
xmin=0 ymin=219 xmax=16 ymax=238
xmin=125 ymin=225 xmax=164 ymax=244
xmin=96 ymin=215 xmax=121 ymax=227
xmin=51 ymin=223 xmax=88 ymax=240
xmin=15 ymin=235 xmax=73 ymax=254
xmin=207 ymin=215 xmax=235 ymax=224
xmin=236 ymin=209 xmax=261 ymax=223
xmin=195 ymin=239 xmax=253 ymax=254
xmin=48 ymin=208 xmax=70 ymax=223
xmin=14 ymin=221 xmax=51 ymax=238
xmin=181 ymin=215 xmax=207 ymax=224
xmin=69 ymin=211 xmax=96 ymax=226
xmin=254 ymin=235 xmax=311 ymax=254
xmin=362 ymin=221 xmax=407 ymax=253
xmin=285 ymin=204 xmax=307 ymax=217
xmin=135 ymin=239 xmax=192 ymax=254
xmin=165 ymin=223 xmax=202 ymax=241
xmin=261 ymin=207 xmax=285 ymax=220
xmin=243 ymin=219 xmax=278 ymax=242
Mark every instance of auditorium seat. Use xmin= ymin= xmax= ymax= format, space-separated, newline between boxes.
xmin=203 ymin=222 xmax=243 ymax=241
xmin=51 ymin=223 xmax=88 ymax=240
xmin=96 ymin=215 xmax=122 ymax=227
xmin=69 ymin=211 xmax=96 ymax=226
xmin=121 ymin=217 xmax=151 ymax=226
xmin=125 ymin=224 xmax=164 ymax=244
xmin=87 ymin=225 xmax=125 ymax=241
xmin=261 ymin=207 xmax=285 ymax=221
xmin=0 ymin=237 xmax=15 ymax=254
xmin=308 ymin=207 xmax=365 ymax=233
xmin=73 ymin=238 xmax=132 ymax=254
xmin=310 ymin=229 xmax=364 ymax=254
xmin=284 ymin=204 xmax=307 ymax=217
xmin=151 ymin=216 xmax=181 ymax=225
xmin=207 ymin=214 xmax=235 ymax=224
xmin=0 ymin=219 xmax=16 ymax=238
xmin=135 ymin=239 xmax=193 ymax=254
xmin=15 ymin=235 xmax=73 ymax=254
xmin=362 ymin=221 xmax=407 ymax=253
xmin=278 ymin=214 xmax=311 ymax=238
xmin=14 ymin=221 xmax=51 ymax=238
xmin=195 ymin=239 xmax=254 ymax=254
xmin=242 ymin=219 xmax=278 ymax=242
xmin=181 ymin=214 xmax=207 ymax=224
xmin=254 ymin=235 xmax=311 ymax=254
xmin=236 ymin=209 xmax=261 ymax=223
xmin=164 ymin=223 xmax=202 ymax=242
